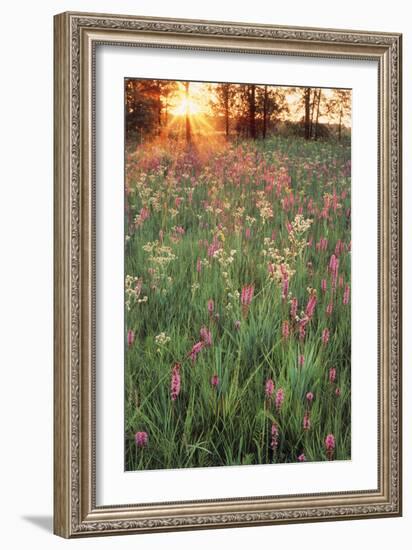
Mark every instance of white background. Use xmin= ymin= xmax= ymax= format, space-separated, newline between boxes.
xmin=0 ymin=0 xmax=410 ymax=548
xmin=97 ymin=47 xmax=378 ymax=504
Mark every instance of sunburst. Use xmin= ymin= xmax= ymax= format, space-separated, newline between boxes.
xmin=171 ymin=97 xmax=202 ymax=116
xmin=169 ymin=82 xmax=210 ymax=117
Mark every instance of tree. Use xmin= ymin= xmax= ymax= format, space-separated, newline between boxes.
xmin=184 ymin=81 xmax=191 ymax=144
xmin=125 ymin=79 xmax=179 ymax=141
xmin=248 ymin=84 xmax=257 ymax=139
xmin=160 ymin=81 xmax=179 ymax=129
xmin=336 ymin=90 xmax=351 ymax=140
xmin=314 ymin=89 xmax=322 ymax=140
xmin=256 ymin=86 xmax=290 ymax=138
xmin=216 ymin=84 xmax=290 ymax=140
xmin=125 ymin=79 xmax=159 ymax=141
xmin=304 ymin=88 xmax=312 ymax=140
xmin=324 ymin=89 xmax=351 ymax=140
xmin=231 ymin=85 xmax=250 ymax=138
xmin=214 ymin=84 xmax=235 ymax=138
xmin=262 ymin=85 xmax=269 ymax=139
xmin=296 ymin=87 xmax=329 ymax=140
xmin=230 ymin=85 xmax=256 ymax=139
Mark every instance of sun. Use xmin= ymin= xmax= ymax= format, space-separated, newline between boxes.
xmin=169 ymin=83 xmax=211 ymax=117
xmin=171 ymin=97 xmax=202 ymax=116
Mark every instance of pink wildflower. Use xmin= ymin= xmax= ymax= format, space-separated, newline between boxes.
xmin=335 ymin=239 xmax=344 ymax=257
xmin=196 ymin=258 xmax=202 ymax=273
xmin=241 ymin=284 xmax=254 ymax=306
xmin=207 ymin=299 xmax=214 ymax=315
xmin=321 ymin=279 xmax=327 ymax=293
xmin=318 ymin=237 xmax=328 ymax=251
xmin=329 ymin=254 xmax=339 ymax=288
xmin=241 ymin=284 xmax=254 ymax=317
xmin=322 ymin=328 xmax=330 ymax=345
xmin=174 ymin=226 xmax=185 ymax=236
xmin=298 ymin=321 xmax=306 ymax=341
xmin=281 ymin=276 xmax=289 ymax=301
xmin=329 ymin=254 xmax=338 ymax=274
xmin=270 ymin=422 xmax=279 ymax=450
xmin=290 ymin=297 xmax=298 ymax=319
xmin=338 ymin=275 xmax=344 ymax=288
xmin=305 ymin=293 xmax=317 ymax=319
xmin=297 ymin=453 xmax=306 ymax=462
xmin=135 ymin=431 xmax=148 ymax=448
xmin=207 ymin=239 xmax=220 ymax=257
xmin=335 ymin=387 xmax=341 ymax=397
xmin=282 ymin=320 xmax=290 ymax=340
xmin=299 ymin=354 xmax=305 ymax=366
xmin=200 ymin=326 xmax=212 ymax=347
xmin=188 ymin=341 xmax=203 ymax=363
xmin=170 ymin=363 xmax=181 ymax=401
xmin=135 ymin=278 xmax=142 ymax=296
xmin=265 ymin=378 xmax=275 ymax=399
xmin=127 ymin=329 xmax=135 ymax=347
xmin=325 ymin=433 xmax=335 ymax=460
xmin=136 ymin=207 xmax=150 ymax=227
xmin=329 ymin=367 xmax=336 ymax=384
xmin=245 ymin=227 xmax=251 ymax=239
xmin=343 ymin=284 xmax=350 ymax=305
xmin=306 ymin=392 xmax=314 ymax=403
xmin=326 ymin=302 xmax=333 ymax=316
xmin=211 ymin=374 xmax=219 ymax=388
xmin=275 ymin=388 xmax=284 ymax=412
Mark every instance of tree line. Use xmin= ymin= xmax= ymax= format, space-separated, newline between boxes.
xmin=125 ymin=79 xmax=351 ymax=143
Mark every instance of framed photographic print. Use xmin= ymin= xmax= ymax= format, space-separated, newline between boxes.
xmin=53 ymin=11 xmax=402 ymax=538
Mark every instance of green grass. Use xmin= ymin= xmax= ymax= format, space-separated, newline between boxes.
xmin=124 ymin=135 xmax=351 ymax=470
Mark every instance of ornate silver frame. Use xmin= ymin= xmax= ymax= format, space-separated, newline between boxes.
xmin=53 ymin=11 xmax=402 ymax=538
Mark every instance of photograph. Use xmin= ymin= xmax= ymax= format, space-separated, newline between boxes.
xmin=124 ymin=78 xmax=352 ymax=471
xmin=52 ymin=10 xmax=401 ymax=537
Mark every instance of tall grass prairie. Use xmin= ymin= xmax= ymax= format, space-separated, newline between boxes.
xmin=124 ymin=132 xmax=351 ymax=471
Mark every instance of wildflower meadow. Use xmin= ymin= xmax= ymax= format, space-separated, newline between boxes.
xmin=125 ymin=79 xmax=351 ymax=471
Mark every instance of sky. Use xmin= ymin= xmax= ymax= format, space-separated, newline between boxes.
xmin=167 ymin=81 xmax=351 ymax=128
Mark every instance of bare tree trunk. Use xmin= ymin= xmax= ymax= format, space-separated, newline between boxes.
xmin=249 ymin=85 xmax=257 ymax=139
xmin=184 ymin=82 xmax=191 ymax=144
xmin=314 ymin=90 xmax=322 ymax=140
xmin=338 ymin=106 xmax=343 ymax=141
xmin=164 ymin=96 xmax=168 ymax=128
xmin=262 ymin=85 xmax=268 ymax=139
xmin=224 ymin=84 xmax=230 ymax=138
xmin=304 ymin=88 xmax=311 ymax=140
xmin=309 ymin=89 xmax=316 ymax=139
xmin=155 ymin=81 xmax=162 ymax=136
